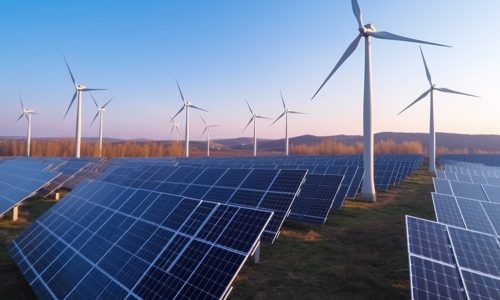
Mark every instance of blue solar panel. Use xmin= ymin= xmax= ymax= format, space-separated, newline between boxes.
xmin=10 ymin=180 xmax=273 ymax=299
xmin=409 ymin=255 xmax=465 ymax=300
xmin=406 ymin=216 xmax=455 ymax=264
xmin=482 ymin=185 xmax=500 ymax=203
xmin=433 ymin=178 xmax=453 ymax=195
xmin=288 ymin=174 xmax=343 ymax=224
xmin=448 ymin=226 xmax=500 ymax=277
xmin=450 ymin=181 xmax=489 ymax=202
xmin=481 ymin=201 xmax=500 ymax=235
xmin=456 ymin=197 xmax=496 ymax=235
xmin=432 ymin=193 xmax=465 ymax=228
xmin=460 ymin=270 xmax=500 ymax=300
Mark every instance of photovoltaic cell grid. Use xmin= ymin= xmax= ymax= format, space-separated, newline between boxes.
xmin=0 ymin=163 xmax=59 ymax=217
xmin=288 ymin=174 xmax=343 ymax=224
xmin=98 ymin=165 xmax=307 ymax=242
xmin=38 ymin=160 xmax=91 ymax=198
xmin=407 ymin=215 xmax=500 ymax=300
xmin=10 ymin=180 xmax=273 ymax=300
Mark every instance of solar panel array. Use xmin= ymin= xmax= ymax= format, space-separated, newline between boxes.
xmin=98 ymin=165 xmax=306 ymax=241
xmin=408 ymin=160 xmax=500 ymax=299
xmin=0 ymin=160 xmax=59 ymax=217
xmin=10 ymin=180 xmax=273 ymax=299
xmin=406 ymin=216 xmax=500 ymax=300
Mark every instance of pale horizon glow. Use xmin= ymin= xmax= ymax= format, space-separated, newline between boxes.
xmin=0 ymin=1 xmax=499 ymax=141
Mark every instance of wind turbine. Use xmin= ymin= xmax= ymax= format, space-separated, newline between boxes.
xmin=63 ymin=56 xmax=106 ymax=158
xmin=243 ymin=99 xmax=270 ymax=157
xmin=168 ymin=113 xmax=181 ymax=144
xmin=172 ymin=80 xmax=208 ymax=157
xmin=398 ymin=46 xmax=479 ymax=174
xmin=200 ymin=115 xmax=218 ymax=157
xmin=15 ymin=96 xmax=37 ymax=157
xmin=311 ymin=0 xmax=449 ymax=202
xmin=90 ymin=93 xmax=113 ymax=158
xmin=271 ymin=90 xmax=306 ymax=156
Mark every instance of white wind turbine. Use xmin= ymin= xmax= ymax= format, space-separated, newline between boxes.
xmin=200 ymin=115 xmax=219 ymax=157
xmin=243 ymin=99 xmax=271 ymax=157
xmin=271 ymin=90 xmax=306 ymax=156
xmin=168 ymin=113 xmax=181 ymax=144
xmin=172 ymin=80 xmax=208 ymax=157
xmin=15 ymin=96 xmax=37 ymax=157
xmin=398 ymin=46 xmax=480 ymax=174
xmin=63 ymin=56 xmax=106 ymax=158
xmin=90 ymin=93 xmax=113 ymax=158
xmin=311 ymin=0 xmax=449 ymax=202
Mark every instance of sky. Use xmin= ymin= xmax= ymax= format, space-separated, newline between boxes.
xmin=0 ymin=0 xmax=499 ymax=141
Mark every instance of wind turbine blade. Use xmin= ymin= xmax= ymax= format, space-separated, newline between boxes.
xmin=419 ymin=46 xmax=432 ymax=86
xmin=172 ymin=105 xmax=185 ymax=119
xmin=312 ymin=33 xmax=363 ymax=100
xmin=189 ymin=104 xmax=208 ymax=112
xmin=90 ymin=92 xmax=99 ymax=108
xmin=280 ymin=90 xmax=286 ymax=110
xmin=201 ymin=127 xmax=207 ymax=136
xmin=255 ymin=115 xmax=271 ymax=120
xmin=82 ymin=88 xmax=107 ymax=92
xmin=90 ymin=112 xmax=99 ymax=127
xmin=63 ymin=55 xmax=76 ymax=87
xmin=170 ymin=125 xmax=175 ymax=136
xmin=245 ymin=98 xmax=254 ymax=115
xmin=370 ymin=31 xmax=451 ymax=48
xmin=175 ymin=126 xmax=180 ymax=133
xmin=64 ymin=91 xmax=78 ymax=120
xmin=271 ymin=112 xmax=285 ymax=125
xmin=398 ymin=89 xmax=431 ymax=115
xmin=434 ymin=87 xmax=480 ymax=98
xmin=243 ymin=117 xmax=253 ymax=132
xmin=176 ymin=79 xmax=185 ymax=102
xmin=102 ymin=97 xmax=113 ymax=108
xmin=19 ymin=95 xmax=25 ymax=110
xmin=199 ymin=114 xmax=207 ymax=125
xmin=15 ymin=113 xmax=25 ymax=123
xmin=351 ymin=0 xmax=364 ymax=28
xmin=288 ymin=111 xmax=307 ymax=114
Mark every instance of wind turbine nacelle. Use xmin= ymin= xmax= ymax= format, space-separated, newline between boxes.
xmin=360 ymin=24 xmax=376 ymax=34
xmin=77 ymin=84 xmax=86 ymax=90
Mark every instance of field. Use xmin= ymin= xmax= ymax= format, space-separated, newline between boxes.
xmin=0 ymin=163 xmax=435 ymax=300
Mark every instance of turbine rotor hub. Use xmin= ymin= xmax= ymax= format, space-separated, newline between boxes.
xmin=360 ymin=24 xmax=376 ymax=36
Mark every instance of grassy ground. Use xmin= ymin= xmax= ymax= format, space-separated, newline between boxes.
xmin=0 ymin=197 xmax=57 ymax=300
xmin=231 ymin=164 xmax=435 ymax=300
xmin=0 ymin=165 xmax=434 ymax=300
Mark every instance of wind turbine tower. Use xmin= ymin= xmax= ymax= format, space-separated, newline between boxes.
xmin=311 ymin=0 xmax=449 ymax=201
xmin=244 ymin=99 xmax=270 ymax=157
xmin=16 ymin=96 xmax=37 ymax=157
xmin=271 ymin=91 xmax=306 ymax=156
xmin=90 ymin=93 xmax=113 ymax=158
xmin=399 ymin=46 xmax=479 ymax=174
xmin=63 ymin=56 xmax=106 ymax=158
xmin=172 ymin=80 xmax=208 ymax=157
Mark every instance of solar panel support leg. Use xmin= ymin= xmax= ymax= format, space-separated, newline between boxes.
xmin=253 ymin=243 xmax=261 ymax=264
xmin=55 ymin=193 xmax=61 ymax=201
xmin=12 ymin=205 xmax=19 ymax=222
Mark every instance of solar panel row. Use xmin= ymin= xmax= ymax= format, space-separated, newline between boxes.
xmin=10 ymin=180 xmax=273 ymax=300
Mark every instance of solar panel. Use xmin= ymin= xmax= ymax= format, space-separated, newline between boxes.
xmin=0 ymin=166 xmax=59 ymax=217
xmin=406 ymin=216 xmax=455 ymax=264
xmin=482 ymin=185 xmax=500 ymax=203
xmin=449 ymin=181 xmax=489 ymax=202
xmin=288 ymin=174 xmax=343 ymax=224
xmin=409 ymin=255 xmax=466 ymax=300
xmin=447 ymin=226 xmax=500 ymax=277
xmin=481 ymin=201 xmax=500 ymax=235
xmin=433 ymin=178 xmax=453 ymax=195
xmin=432 ymin=193 xmax=465 ymax=228
xmin=460 ymin=270 xmax=500 ymax=300
xmin=10 ymin=180 xmax=273 ymax=300
xmin=455 ymin=197 xmax=496 ymax=235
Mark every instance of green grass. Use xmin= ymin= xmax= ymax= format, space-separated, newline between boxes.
xmin=231 ymin=164 xmax=435 ymax=300
xmin=0 ymin=197 xmax=57 ymax=300
xmin=0 ymin=165 xmax=434 ymax=299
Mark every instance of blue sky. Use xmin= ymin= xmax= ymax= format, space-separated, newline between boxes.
xmin=0 ymin=0 xmax=498 ymax=140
